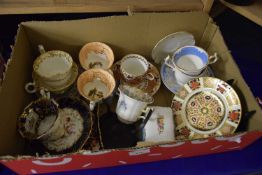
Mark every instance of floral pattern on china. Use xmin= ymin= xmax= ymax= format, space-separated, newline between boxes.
xmin=41 ymin=97 xmax=92 ymax=153
xmin=172 ymin=77 xmax=241 ymax=140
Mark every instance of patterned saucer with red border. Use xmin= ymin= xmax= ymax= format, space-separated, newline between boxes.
xmin=172 ymin=77 xmax=241 ymax=140
xmin=112 ymin=60 xmax=161 ymax=95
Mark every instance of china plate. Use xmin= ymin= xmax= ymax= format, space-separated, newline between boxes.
xmin=172 ymin=77 xmax=241 ymax=140
xmin=160 ymin=60 xmax=214 ymax=94
xmin=33 ymin=62 xmax=78 ymax=94
xmin=112 ymin=60 xmax=161 ymax=95
xmin=151 ymin=31 xmax=195 ymax=64
xmin=42 ymin=97 xmax=93 ymax=154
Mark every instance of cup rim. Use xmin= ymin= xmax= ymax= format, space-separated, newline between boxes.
xmin=77 ymin=68 xmax=116 ymax=102
xmin=33 ymin=50 xmax=73 ymax=80
xmin=120 ymin=54 xmax=149 ymax=78
xmin=79 ymin=42 xmax=114 ymax=70
xmin=119 ymin=85 xmax=154 ymax=103
xmin=171 ymin=45 xmax=208 ymax=74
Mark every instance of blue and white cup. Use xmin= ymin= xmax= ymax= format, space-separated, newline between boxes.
xmin=164 ymin=45 xmax=218 ymax=85
xmin=116 ymin=85 xmax=154 ymax=124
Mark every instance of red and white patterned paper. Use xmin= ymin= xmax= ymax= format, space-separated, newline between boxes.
xmin=1 ymin=131 xmax=261 ymax=174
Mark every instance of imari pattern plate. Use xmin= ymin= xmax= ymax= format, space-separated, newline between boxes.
xmin=172 ymin=77 xmax=241 ymax=140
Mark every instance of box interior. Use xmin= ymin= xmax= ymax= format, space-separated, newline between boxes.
xmin=0 ymin=12 xmax=261 ymax=156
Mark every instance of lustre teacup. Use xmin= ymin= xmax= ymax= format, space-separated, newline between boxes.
xmin=79 ymin=42 xmax=114 ymax=70
xmin=77 ymin=68 xmax=116 ymax=111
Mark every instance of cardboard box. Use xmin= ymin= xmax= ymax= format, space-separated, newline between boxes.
xmin=0 ymin=12 xmax=261 ymax=174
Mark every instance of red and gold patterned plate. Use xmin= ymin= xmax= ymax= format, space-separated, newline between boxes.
xmin=112 ymin=60 xmax=161 ymax=95
xmin=172 ymin=77 xmax=241 ymax=140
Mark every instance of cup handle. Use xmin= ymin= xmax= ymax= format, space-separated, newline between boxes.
xmin=25 ymin=82 xmax=37 ymax=94
xmin=164 ymin=55 xmax=176 ymax=70
xmin=145 ymin=72 xmax=155 ymax=81
xmin=209 ymin=53 xmax=219 ymax=64
xmin=38 ymin=45 xmax=46 ymax=54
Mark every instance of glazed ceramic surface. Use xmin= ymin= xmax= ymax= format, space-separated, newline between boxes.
xmin=172 ymin=77 xmax=241 ymax=140
xmin=142 ymin=106 xmax=175 ymax=142
xmin=18 ymin=98 xmax=59 ymax=139
xmin=32 ymin=62 xmax=78 ymax=94
xmin=33 ymin=50 xmax=73 ymax=81
xmin=79 ymin=42 xmax=114 ymax=70
xmin=120 ymin=54 xmax=152 ymax=80
xmin=112 ymin=60 xmax=161 ymax=95
xmin=41 ymin=97 xmax=92 ymax=153
xmin=77 ymin=68 xmax=115 ymax=102
xmin=161 ymin=60 xmax=214 ymax=93
xmin=116 ymin=85 xmax=154 ymax=124
xmin=151 ymin=31 xmax=195 ymax=64
xmin=164 ymin=46 xmax=218 ymax=76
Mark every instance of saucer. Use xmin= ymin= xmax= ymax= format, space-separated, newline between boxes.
xmin=172 ymin=77 xmax=241 ymax=140
xmin=41 ymin=97 xmax=92 ymax=154
xmin=33 ymin=62 xmax=78 ymax=94
xmin=151 ymin=31 xmax=195 ymax=64
xmin=112 ymin=60 xmax=161 ymax=95
xmin=161 ymin=61 xmax=214 ymax=94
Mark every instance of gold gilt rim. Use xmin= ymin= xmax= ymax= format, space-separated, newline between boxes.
xmin=33 ymin=63 xmax=78 ymax=93
xmin=172 ymin=77 xmax=242 ymax=140
xmin=33 ymin=50 xmax=73 ymax=80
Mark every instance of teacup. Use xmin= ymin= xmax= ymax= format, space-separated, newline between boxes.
xmin=77 ymin=68 xmax=116 ymax=111
xmin=120 ymin=54 xmax=155 ymax=83
xmin=18 ymin=91 xmax=59 ymax=140
xmin=116 ymin=85 xmax=154 ymax=124
xmin=164 ymin=46 xmax=218 ymax=84
xmin=79 ymin=42 xmax=114 ymax=70
xmin=34 ymin=45 xmax=73 ymax=82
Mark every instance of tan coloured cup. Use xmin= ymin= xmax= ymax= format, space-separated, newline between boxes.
xmin=77 ymin=68 xmax=116 ymax=111
xmin=79 ymin=42 xmax=114 ymax=70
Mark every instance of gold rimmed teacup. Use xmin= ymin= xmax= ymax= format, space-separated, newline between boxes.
xmin=79 ymin=42 xmax=114 ymax=70
xmin=77 ymin=68 xmax=116 ymax=111
xmin=33 ymin=45 xmax=73 ymax=82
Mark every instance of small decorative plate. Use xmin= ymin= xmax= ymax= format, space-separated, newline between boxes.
xmin=41 ymin=97 xmax=92 ymax=154
xmin=172 ymin=77 xmax=241 ymax=140
xmin=151 ymin=31 xmax=195 ymax=64
xmin=112 ymin=61 xmax=161 ymax=95
xmin=33 ymin=62 xmax=78 ymax=94
xmin=161 ymin=61 xmax=214 ymax=94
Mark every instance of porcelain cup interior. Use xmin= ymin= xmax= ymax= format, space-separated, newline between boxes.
xmin=77 ymin=68 xmax=116 ymax=110
xmin=120 ymin=54 xmax=154 ymax=81
xmin=79 ymin=42 xmax=114 ymax=70
xmin=116 ymin=85 xmax=154 ymax=124
xmin=165 ymin=45 xmax=218 ymax=76
xmin=33 ymin=47 xmax=73 ymax=82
